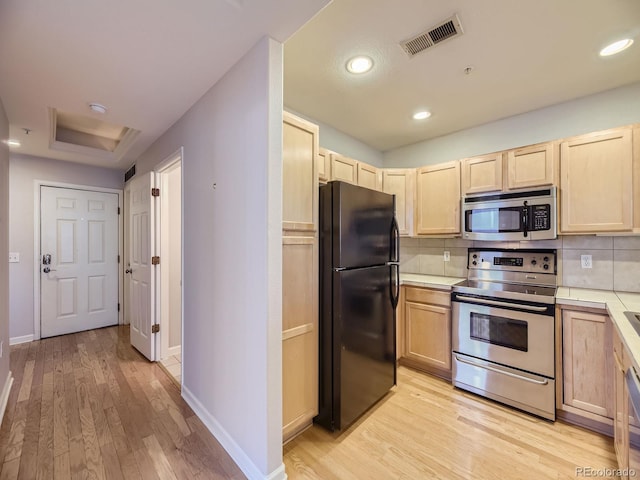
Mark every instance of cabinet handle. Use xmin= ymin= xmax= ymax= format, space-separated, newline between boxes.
xmin=454 ymin=354 xmax=549 ymax=385
xmin=454 ymin=295 xmax=548 ymax=312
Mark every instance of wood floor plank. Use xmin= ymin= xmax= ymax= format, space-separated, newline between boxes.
xmin=142 ymin=435 xmax=177 ymax=480
xmin=53 ymin=452 xmax=71 ymax=480
xmin=35 ymin=371 xmax=54 ymax=480
xmin=0 ymin=458 xmax=19 ymax=480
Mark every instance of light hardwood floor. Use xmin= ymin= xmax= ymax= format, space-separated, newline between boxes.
xmin=284 ymin=366 xmax=619 ymax=479
xmin=0 ymin=326 xmax=245 ymax=480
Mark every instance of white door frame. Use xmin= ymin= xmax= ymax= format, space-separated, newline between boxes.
xmin=154 ymin=148 xmax=184 ymax=361
xmin=33 ymin=180 xmax=123 ymax=341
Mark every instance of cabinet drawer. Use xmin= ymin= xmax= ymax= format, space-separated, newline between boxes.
xmin=404 ymin=287 xmax=450 ymax=307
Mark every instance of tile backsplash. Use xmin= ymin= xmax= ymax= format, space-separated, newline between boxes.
xmin=399 ymin=236 xmax=640 ymax=293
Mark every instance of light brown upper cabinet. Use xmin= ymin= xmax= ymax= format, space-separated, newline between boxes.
xmin=415 ymin=161 xmax=461 ymax=235
xmin=461 ymin=153 xmax=503 ymax=194
xmin=381 ymin=169 xmax=415 ymax=236
xmin=560 ymin=127 xmax=633 ymax=233
xmin=330 ymin=153 xmax=358 ymax=184
xmin=506 ymin=142 xmax=556 ymax=190
xmin=317 ymin=147 xmax=331 ymax=184
xmin=357 ymin=162 xmax=381 ymax=191
xmin=281 ymin=112 xmax=319 ymax=442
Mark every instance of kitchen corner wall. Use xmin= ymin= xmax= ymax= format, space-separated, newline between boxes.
xmin=400 ymin=236 xmax=640 ymax=293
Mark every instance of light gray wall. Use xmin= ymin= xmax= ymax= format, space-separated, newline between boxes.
xmin=384 ymin=81 xmax=640 ymax=168
xmin=284 ymin=108 xmax=384 ymax=167
xmin=133 ymin=37 xmax=284 ymax=479
xmin=0 ymin=98 xmax=11 ymax=412
xmin=8 ymin=154 xmax=123 ymax=340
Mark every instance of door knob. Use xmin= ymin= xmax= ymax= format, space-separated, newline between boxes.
xmin=43 ymin=267 xmax=56 ymax=273
xmin=125 ymin=268 xmax=133 ymax=274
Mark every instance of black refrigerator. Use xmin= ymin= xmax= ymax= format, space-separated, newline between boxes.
xmin=315 ymin=181 xmax=399 ymax=432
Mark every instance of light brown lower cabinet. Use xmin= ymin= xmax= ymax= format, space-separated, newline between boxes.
xmin=400 ymin=286 xmax=452 ymax=379
xmin=560 ymin=309 xmax=614 ymax=427
xmin=613 ymin=327 xmax=629 ymax=477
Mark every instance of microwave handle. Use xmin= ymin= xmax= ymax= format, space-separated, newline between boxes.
xmin=522 ymin=201 xmax=529 ymax=238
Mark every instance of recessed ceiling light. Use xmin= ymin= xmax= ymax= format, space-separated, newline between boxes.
xmin=600 ymin=39 xmax=634 ymax=56
xmin=89 ymin=103 xmax=108 ymax=114
xmin=346 ymin=56 xmax=373 ymax=74
xmin=4 ymin=139 xmax=20 ymax=147
xmin=413 ymin=111 xmax=431 ymax=120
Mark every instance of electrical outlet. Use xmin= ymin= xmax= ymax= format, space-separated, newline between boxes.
xmin=581 ymin=255 xmax=593 ymax=269
xmin=443 ymin=251 xmax=451 ymax=262
xmin=8 ymin=252 xmax=19 ymax=263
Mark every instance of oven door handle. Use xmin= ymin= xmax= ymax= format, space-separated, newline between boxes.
xmin=454 ymin=354 xmax=549 ymax=385
xmin=454 ymin=295 xmax=549 ymax=312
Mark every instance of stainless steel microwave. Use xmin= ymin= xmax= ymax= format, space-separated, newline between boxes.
xmin=462 ymin=187 xmax=557 ymax=241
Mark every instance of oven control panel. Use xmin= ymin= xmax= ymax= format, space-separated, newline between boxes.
xmin=468 ymin=248 xmax=557 ymax=275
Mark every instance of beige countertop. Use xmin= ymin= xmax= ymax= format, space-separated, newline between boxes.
xmin=399 ymin=273 xmax=465 ymax=291
xmin=557 ymin=287 xmax=640 ymax=371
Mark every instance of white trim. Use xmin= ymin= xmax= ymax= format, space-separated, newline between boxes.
xmin=0 ymin=373 xmax=13 ymax=424
xmin=10 ymin=334 xmax=34 ymax=345
xmin=33 ymin=180 xmax=124 ymax=340
xmin=181 ymin=385 xmax=287 ymax=480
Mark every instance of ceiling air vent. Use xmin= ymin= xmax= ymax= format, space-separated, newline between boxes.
xmin=400 ymin=14 xmax=464 ymax=58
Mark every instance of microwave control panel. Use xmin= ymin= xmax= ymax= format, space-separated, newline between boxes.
xmin=530 ymin=204 xmax=551 ymax=231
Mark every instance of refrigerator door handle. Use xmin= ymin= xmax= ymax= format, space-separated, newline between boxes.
xmin=390 ymin=264 xmax=400 ymax=309
xmin=390 ymin=217 xmax=400 ymax=263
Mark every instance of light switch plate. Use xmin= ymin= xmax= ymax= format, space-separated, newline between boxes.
xmin=581 ymin=255 xmax=592 ymax=269
xmin=443 ymin=251 xmax=451 ymax=262
xmin=8 ymin=252 xmax=19 ymax=263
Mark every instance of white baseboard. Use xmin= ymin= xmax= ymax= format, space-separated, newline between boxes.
xmin=10 ymin=334 xmax=34 ymax=345
xmin=0 ymin=373 xmax=13 ymax=424
xmin=182 ymin=385 xmax=287 ymax=480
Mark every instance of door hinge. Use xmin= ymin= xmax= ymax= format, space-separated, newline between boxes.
xmin=151 ymin=188 xmax=160 ymax=197
xmin=151 ymin=256 xmax=160 ymax=265
xmin=151 ymin=324 xmax=160 ymax=334
xmin=118 ymin=255 xmax=120 ymax=263
xmin=118 ymin=207 xmax=121 ymax=215
xmin=118 ymin=303 xmax=120 ymax=312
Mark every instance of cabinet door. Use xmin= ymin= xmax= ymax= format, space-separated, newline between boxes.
xmin=404 ymin=301 xmax=451 ymax=371
xmin=562 ymin=310 xmax=613 ymax=418
xmin=560 ymin=128 xmax=633 ymax=233
xmin=613 ymin=329 xmax=629 ymax=474
xmin=381 ymin=169 xmax=415 ymax=236
xmin=282 ymin=112 xmax=319 ymax=441
xmin=415 ymin=161 xmax=460 ymax=235
xmin=318 ymin=147 xmax=331 ymax=184
xmin=507 ymin=142 xmax=555 ymax=189
xmin=462 ymin=153 xmax=503 ymax=194
xmin=357 ymin=162 xmax=381 ymax=190
xmin=283 ymin=112 xmax=318 ymax=231
xmin=330 ymin=154 xmax=358 ymax=184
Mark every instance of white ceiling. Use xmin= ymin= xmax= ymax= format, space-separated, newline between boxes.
xmin=0 ymin=0 xmax=330 ymax=169
xmin=284 ymin=0 xmax=640 ymax=152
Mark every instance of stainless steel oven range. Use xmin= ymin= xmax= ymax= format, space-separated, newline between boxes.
xmin=451 ymin=248 xmax=557 ymax=420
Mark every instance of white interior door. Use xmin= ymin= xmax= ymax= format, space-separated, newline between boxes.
xmin=40 ymin=186 xmax=119 ymax=338
xmin=128 ymin=172 xmax=156 ymax=360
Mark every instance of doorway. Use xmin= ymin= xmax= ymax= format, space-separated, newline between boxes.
xmin=157 ymin=155 xmax=183 ymax=384
xmin=124 ymin=151 xmax=182 ymax=381
xmin=38 ymin=185 xmax=121 ymax=338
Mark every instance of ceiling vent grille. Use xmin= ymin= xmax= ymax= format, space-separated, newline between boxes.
xmin=400 ymin=14 xmax=464 ymax=57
